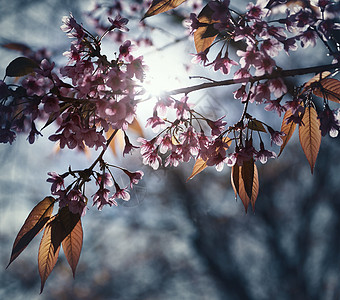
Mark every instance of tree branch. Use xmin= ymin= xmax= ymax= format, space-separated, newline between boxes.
xmin=167 ymin=63 xmax=340 ymax=95
xmin=88 ymin=129 xmax=118 ymax=171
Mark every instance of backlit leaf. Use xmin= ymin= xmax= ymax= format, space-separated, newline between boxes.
xmin=194 ymin=4 xmax=219 ymax=53
xmin=2 ymin=42 xmax=31 ymax=54
xmin=231 ymin=164 xmax=240 ymax=200
xmin=187 ymin=158 xmax=208 ymax=181
xmin=142 ymin=0 xmax=187 ymax=19
xmin=302 ymin=72 xmax=340 ymax=104
xmin=58 ymin=206 xmax=81 ymax=242
xmin=231 ymin=160 xmax=259 ymax=213
xmin=299 ymin=106 xmax=321 ymax=174
xmin=41 ymin=102 xmax=71 ymax=130
xmin=62 ymin=218 xmax=83 ymax=278
xmin=313 ymin=78 xmax=340 ymax=104
xmin=187 ymin=138 xmax=232 ymax=181
xmin=7 ymin=197 xmax=55 ymax=268
xmin=302 ymin=71 xmax=331 ymax=92
xmin=129 ymin=118 xmax=144 ymax=138
xmin=278 ymin=109 xmax=297 ymax=157
xmin=241 ymin=159 xmax=254 ymax=200
xmin=38 ymin=207 xmax=80 ymax=292
xmin=5 ymin=56 xmax=39 ymax=77
xmin=38 ymin=220 xmax=61 ymax=293
xmin=106 ymin=127 xmax=119 ymax=156
xmin=248 ymin=162 xmax=259 ymax=211
xmin=248 ymin=119 xmax=267 ymax=132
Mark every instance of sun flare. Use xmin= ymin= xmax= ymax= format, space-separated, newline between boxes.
xmin=142 ymin=53 xmax=188 ymax=98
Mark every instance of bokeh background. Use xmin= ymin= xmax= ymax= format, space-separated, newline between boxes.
xmin=1 ymin=1 xmax=340 ymax=299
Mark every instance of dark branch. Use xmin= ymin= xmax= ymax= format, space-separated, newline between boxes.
xmin=167 ymin=63 xmax=340 ymax=95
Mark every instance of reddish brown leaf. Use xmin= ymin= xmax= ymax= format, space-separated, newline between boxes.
xmin=194 ymin=4 xmax=219 ymax=53
xmin=129 ymin=118 xmax=144 ymax=138
xmin=313 ymin=78 xmax=340 ymax=104
xmin=142 ymin=0 xmax=187 ymax=19
xmin=5 ymin=56 xmax=39 ymax=77
xmin=302 ymin=71 xmax=331 ymax=92
xmin=2 ymin=42 xmax=31 ymax=54
xmin=7 ymin=197 xmax=55 ymax=268
xmin=231 ymin=164 xmax=241 ymax=197
xmin=38 ymin=207 xmax=80 ymax=293
xmin=62 ymin=218 xmax=83 ymax=278
xmin=106 ymin=128 xmax=124 ymax=156
xmin=299 ymin=106 xmax=321 ymax=174
xmin=241 ymin=159 xmax=254 ymax=200
xmin=187 ymin=138 xmax=232 ymax=181
xmin=187 ymin=158 xmax=208 ymax=182
xmin=278 ymin=109 xmax=297 ymax=157
xmin=38 ymin=220 xmax=61 ymax=293
xmin=302 ymin=72 xmax=340 ymax=104
xmin=250 ymin=164 xmax=259 ymax=211
xmin=231 ymin=161 xmax=259 ymax=213
xmin=58 ymin=207 xmax=81 ymax=241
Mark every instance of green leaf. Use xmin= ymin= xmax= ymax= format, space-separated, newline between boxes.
xmin=5 ymin=57 xmax=39 ymax=77
xmin=248 ymin=119 xmax=267 ymax=133
xmin=7 ymin=197 xmax=55 ymax=268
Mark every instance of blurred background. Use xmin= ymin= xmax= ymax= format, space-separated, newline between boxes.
xmin=1 ymin=0 xmax=340 ymax=299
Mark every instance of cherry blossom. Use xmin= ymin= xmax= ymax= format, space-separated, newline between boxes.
xmin=318 ymin=106 xmax=340 ymax=138
xmin=142 ymin=148 xmax=162 ymax=170
xmin=268 ymin=127 xmax=285 ymax=146
xmin=122 ymin=170 xmax=144 ymax=188
xmin=112 ymin=182 xmax=130 ymax=201
xmin=2 ymin=1 xmax=340 ymax=289
xmin=0 ymin=0 xmax=338 ymax=232
xmin=255 ymin=141 xmax=277 ymax=164
xmin=21 ymin=74 xmax=52 ymax=97
xmin=47 ymin=172 xmax=65 ymax=194
xmin=267 ymin=78 xmax=287 ymax=98
xmin=146 ymin=111 xmax=165 ymax=132
xmin=93 ymin=188 xmax=116 ymax=210
xmin=67 ymin=189 xmax=88 ymax=216
xmin=211 ymin=52 xmax=238 ymax=75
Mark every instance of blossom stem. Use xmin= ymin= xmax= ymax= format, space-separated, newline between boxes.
xmin=240 ymin=82 xmax=254 ymax=123
xmin=88 ymin=129 xmax=119 ymax=171
xmin=168 ymin=63 xmax=340 ymax=95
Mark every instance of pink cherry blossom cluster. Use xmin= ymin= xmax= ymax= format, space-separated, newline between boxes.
xmin=188 ymin=0 xmax=339 ymax=150
xmin=85 ymin=0 xmax=153 ymax=46
xmin=47 ymin=164 xmax=143 ymax=214
xmin=1 ymin=11 xmax=148 ymax=213
xmin=139 ymin=92 xmax=286 ymax=172
xmin=1 ymin=12 xmax=148 ymax=148
xmin=1 ymin=0 xmax=339 ymax=216
xmin=136 ymin=0 xmax=339 ymax=175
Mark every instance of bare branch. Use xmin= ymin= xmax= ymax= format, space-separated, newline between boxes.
xmin=167 ymin=63 xmax=340 ymax=95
